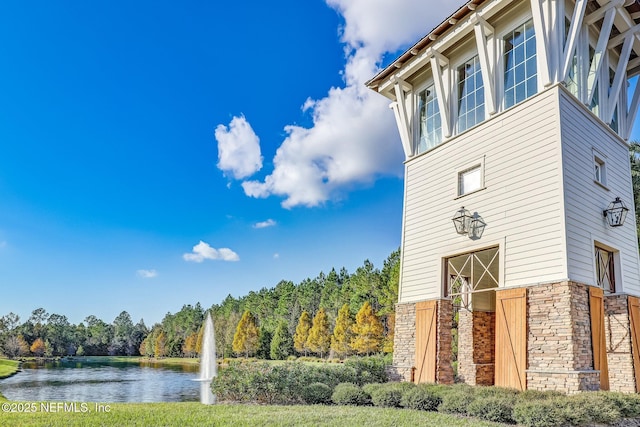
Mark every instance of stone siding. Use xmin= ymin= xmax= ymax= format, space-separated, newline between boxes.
xmin=605 ymin=294 xmax=636 ymax=393
xmin=388 ymin=302 xmax=415 ymax=382
xmin=527 ymin=281 xmax=599 ymax=393
xmin=436 ymin=299 xmax=454 ymax=384
xmin=458 ymin=309 xmax=495 ymax=386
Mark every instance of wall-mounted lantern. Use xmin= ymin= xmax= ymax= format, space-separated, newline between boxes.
xmin=603 ymin=197 xmax=629 ymax=227
xmin=469 ymin=213 xmax=486 ymax=240
xmin=452 ymin=207 xmax=486 ymax=239
xmin=452 ymin=207 xmax=472 ymax=235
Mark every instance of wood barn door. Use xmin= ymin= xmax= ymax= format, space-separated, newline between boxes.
xmin=628 ymin=296 xmax=640 ymax=392
xmin=589 ymin=287 xmax=609 ymax=390
xmin=495 ymin=288 xmax=527 ymax=390
xmin=415 ymin=300 xmax=437 ymax=383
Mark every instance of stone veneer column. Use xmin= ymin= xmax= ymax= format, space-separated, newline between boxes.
xmin=388 ymin=302 xmax=415 ymax=382
xmin=526 ymin=281 xmax=599 ymax=393
xmin=457 ymin=309 xmax=495 ymax=386
xmin=436 ymin=299 xmax=454 ymax=384
xmin=388 ymin=299 xmax=454 ymax=384
xmin=604 ymin=294 xmax=636 ymax=393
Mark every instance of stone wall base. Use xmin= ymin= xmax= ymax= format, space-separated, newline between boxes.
xmin=527 ymin=370 xmax=600 ymax=394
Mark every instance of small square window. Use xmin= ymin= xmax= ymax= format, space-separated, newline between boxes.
xmin=458 ymin=165 xmax=482 ymax=196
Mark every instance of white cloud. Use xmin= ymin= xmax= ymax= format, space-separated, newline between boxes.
xmin=235 ymin=1 xmax=454 ymax=208
xmin=215 ymin=115 xmax=263 ymax=179
xmin=183 ymin=241 xmax=240 ymax=262
xmin=137 ymin=269 xmax=158 ymax=278
xmin=273 ymin=253 xmax=280 ymax=259
xmin=253 ymin=219 xmax=277 ymax=229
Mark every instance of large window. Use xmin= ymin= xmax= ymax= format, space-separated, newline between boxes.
xmin=446 ymin=247 xmax=499 ymax=311
xmin=609 ymin=67 xmax=619 ymax=133
xmin=504 ymin=20 xmax=537 ymax=109
xmin=564 ymin=18 xmax=579 ymax=97
xmin=417 ymin=85 xmax=442 ymax=154
xmin=595 ymin=246 xmax=615 ymax=293
xmin=457 ymin=56 xmax=485 ymax=133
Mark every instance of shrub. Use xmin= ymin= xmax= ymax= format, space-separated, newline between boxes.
xmin=331 ymin=383 xmax=370 ymax=406
xmin=513 ymin=399 xmax=567 ymax=427
xmin=438 ymin=384 xmax=475 ymax=415
xmin=516 ymin=389 xmax=563 ymax=401
xmin=599 ymin=391 xmax=640 ymax=418
xmin=362 ymin=383 xmax=384 ymax=396
xmin=301 ymin=382 xmax=333 ymax=404
xmin=370 ymin=386 xmax=402 ymax=408
xmin=343 ymin=355 xmax=388 ymax=385
xmin=562 ymin=393 xmax=620 ymax=426
xmin=401 ymin=385 xmax=442 ymax=411
xmin=467 ymin=396 xmax=515 ymax=424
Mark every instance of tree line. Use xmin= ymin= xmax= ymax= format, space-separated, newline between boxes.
xmin=0 ymin=249 xmax=399 ymax=360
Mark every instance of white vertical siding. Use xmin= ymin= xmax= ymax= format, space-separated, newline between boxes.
xmin=399 ymin=88 xmax=567 ymax=303
xmin=559 ymin=89 xmax=640 ymax=296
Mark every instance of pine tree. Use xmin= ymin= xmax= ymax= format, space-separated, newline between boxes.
xmin=306 ymin=308 xmax=331 ymax=358
xmin=350 ymin=302 xmax=384 ymax=355
xmin=293 ymin=311 xmax=312 ymax=356
xmin=270 ymin=321 xmax=293 ymax=360
xmin=232 ymin=311 xmax=259 ymax=358
xmin=256 ymin=327 xmax=272 ymax=360
xmin=331 ymin=304 xmax=353 ymax=358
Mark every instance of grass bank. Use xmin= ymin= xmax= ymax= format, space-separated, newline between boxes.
xmin=0 ymin=359 xmax=19 ymax=379
xmin=0 ymin=402 xmax=506 ymax=427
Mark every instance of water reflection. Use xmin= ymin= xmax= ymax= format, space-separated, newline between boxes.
xmin=0 ymin=359 xmax=201 ymax=403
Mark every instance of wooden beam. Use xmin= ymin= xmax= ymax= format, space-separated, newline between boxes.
xmin=606 ymin=34 xmax=634 ymax=123
xmin=393 ymin=80 xmax=414 ymax=157
xmin=474 ymin=18 xmax=496 ymax=114
xmin=608 ymin=22 xmax=640 ymax=48
xmin=584 ymin=0 xmax=623 ymax=25
xmin=560 ymin=0 xmax=587 ymax=82
xmin=531 ymin=0 xmax=552 ymax=86
xmin=587 ymin=8 xmax=616 ymax=106
xmin=430 ymin=55 xmax=452 ymax=138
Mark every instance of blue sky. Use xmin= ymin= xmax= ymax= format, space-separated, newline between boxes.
xmin=0 ymin=0 xmax=452 ymax=326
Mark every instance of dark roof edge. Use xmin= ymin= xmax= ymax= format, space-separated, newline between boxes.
xmin=365 ymin=0 xmax=487 ymax=90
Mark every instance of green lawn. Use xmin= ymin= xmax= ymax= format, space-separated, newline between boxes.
xmin=0 ymin=402 xmax=507 ymax=427
xmin=0 ymin=359 xmax=19 ymax=380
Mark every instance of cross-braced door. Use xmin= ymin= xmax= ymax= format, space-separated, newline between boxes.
xmin=495 ymin=288 xmax=527 ymax=390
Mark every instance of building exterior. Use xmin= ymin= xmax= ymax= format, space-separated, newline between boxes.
xmin=367 ymin=0 xmax=640 ymax=393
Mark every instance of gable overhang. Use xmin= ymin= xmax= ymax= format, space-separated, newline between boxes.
xmin=366 ymin=0 xmax=640 ymax=102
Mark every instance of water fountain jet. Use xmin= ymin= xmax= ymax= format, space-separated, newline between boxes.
xmin=195 ymin=312 xmax=217 ymax=404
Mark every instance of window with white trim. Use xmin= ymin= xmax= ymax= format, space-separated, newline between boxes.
xmin=457 ymin=56 xmax=485 ymax=133
xmin=417 ymin=85 xmax=442 ymax=154
xmin=458 ymin=164 xmax=482 ymax=196
xmin=504 ymin=19 xmax=537 ymax=109
xmin=594 ymin=154 xmax=606 ymax=186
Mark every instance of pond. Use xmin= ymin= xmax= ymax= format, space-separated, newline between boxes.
xmin=0 ymin=359 xmax=202 ymax=403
